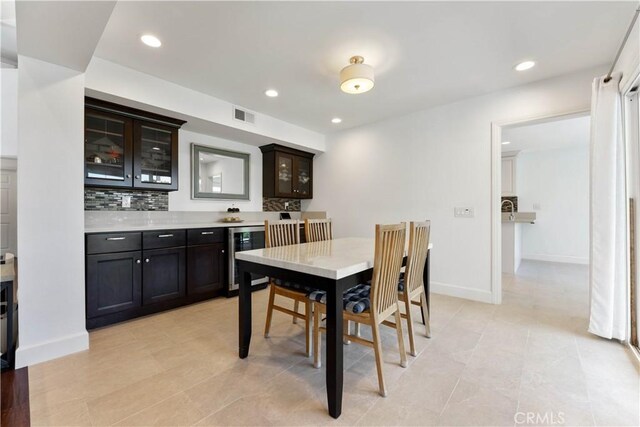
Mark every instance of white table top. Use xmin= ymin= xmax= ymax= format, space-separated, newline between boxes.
xmin=235 ymin=237 xmax=432 ymax=280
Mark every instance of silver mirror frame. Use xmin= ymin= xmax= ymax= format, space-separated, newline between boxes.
xmin=191 ymin=143 xmax=250 ymax=200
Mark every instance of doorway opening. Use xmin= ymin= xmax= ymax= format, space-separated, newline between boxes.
xmin=491 ymin=110 xmax=590 ymax=304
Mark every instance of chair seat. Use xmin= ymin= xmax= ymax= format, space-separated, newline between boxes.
xmin=397 ymin=272 xmax=406 ymax=292
xmin=308 ymin=283 xmax=371 ymax=314
xmin=272 ymin=278 xmax=316 ymax=294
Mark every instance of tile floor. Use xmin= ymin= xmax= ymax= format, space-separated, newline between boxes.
xmin=29 ymin=261 xmax=639 ymax=426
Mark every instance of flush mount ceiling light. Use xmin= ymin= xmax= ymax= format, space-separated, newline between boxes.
xmin=502 ymin=141 xmax=511 ymax=145
xmin=265 ymin=89 xmax=279 ymax=98
xmin=340 ymin=56 xmax=375 ymax=94
xmin=331 ymin=117 xmax=342 ymax=124
xmin=514 ymin=60 xmax=535 ymax=71
xmin=140 ymin=34 xmax=162 ymax=48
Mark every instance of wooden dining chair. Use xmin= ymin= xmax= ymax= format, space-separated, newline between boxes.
xmin=311 ymin=223 xmax=408 ymax=397
xmin=263 ymin=220 xmax=313 ymax=356
xmin=398 ymin=221 xmax=431 ymax=356
xmin=304 ymin=218 xmax=333 ymax=243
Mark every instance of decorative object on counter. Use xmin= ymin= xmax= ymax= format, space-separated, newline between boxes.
xmin=501 ymin=196 xmax=518 ymax=212
xmin=263 ymin=197 xmax=301 ymax=212
xmin=227 ymin=205 xmax=240 ymax=213
xmin=85 ymin=188 xmax=168 ymax=211
xmin=192 ymin=144 xmax=250 ymax=200
xmin=222 ymin=217 xmax=243 ymax=223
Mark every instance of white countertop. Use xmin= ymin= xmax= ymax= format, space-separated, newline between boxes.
xmin=235 ymin=237 xmax=433 ymax=280
xmin=85 ymin=220 xmax=266 ymax=233
xmin=83 ymin=210 xmax=327 ymax=233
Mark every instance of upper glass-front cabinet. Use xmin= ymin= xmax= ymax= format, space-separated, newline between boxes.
xmin=85 ymin=109 xmax=133 ymax=188
xmin=134 ymin=121 xmax=178 ymax=189
xmin=84 ymin=98 xmax=184 ymax=191
xmin=261 ymin=144 xmax=314 ymax=199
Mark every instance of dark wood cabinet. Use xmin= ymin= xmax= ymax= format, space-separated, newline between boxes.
xmin=187 ymin=243 xmax=225 ymax=295
xmin=84 ymin=98 xmax=185 ymax=191
xmin=85 ymin=227 xmax=226 ymax=329
xmin=142 ymin=247 xmax=186 ymax=305
xmin=260 ymin=144 xmax=315 ymax=199
xmin=186 ymin=228 xmax=226 ymax=296
xmin=86 ymin=251 xmax=142 ymax=319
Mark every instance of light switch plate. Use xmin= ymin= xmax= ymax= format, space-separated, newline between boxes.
xmin=454 ymin=207 xmax=474 ymax=218
xmin=122 ymin=195 xmax=131 ymax=208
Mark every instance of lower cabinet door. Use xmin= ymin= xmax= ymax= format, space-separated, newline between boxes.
xmin=142 ymin=247 xmax=186 ymax=305
xmin=187 ymin=243 xmax=225 ymax=295
xmin=86 ymin=251 xmax=142 ymax=318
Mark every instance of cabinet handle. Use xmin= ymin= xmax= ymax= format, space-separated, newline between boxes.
xmin=221 ymin=250 xmax=225 ymax=254
xmin=201 ymin=231 xmax=214 ymax=235
xmin=158 ymin=234 xmax=174 ymax=238
xmin=126 ymin=174 xmax=132 ymax=178
xmin=106 ymin=237 xmax=126 ymax=241
xmin=136 ymin=259 xmax=141 ymax=264
xmin=135 ymin=175 xmax=140 ymax=179
xmin=145 ymin=258 xmax=150 ymax=263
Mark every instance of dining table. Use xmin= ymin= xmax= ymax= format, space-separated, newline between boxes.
xmin=235 ymin=237 xmax=432 ymax=419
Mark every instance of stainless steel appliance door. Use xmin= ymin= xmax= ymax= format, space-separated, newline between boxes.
xmin=228 ymin=226 xmax=269 ymax=291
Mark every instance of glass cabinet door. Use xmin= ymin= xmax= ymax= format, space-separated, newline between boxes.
xmin=295 ymin=157 xmax=312 ymax=197
xmin=276 ymin=153 xmax=295 ymax=196
xmin=134 ymin=121 xmax=177 ymax=190
xmin=85 ymin=109 xmax=132 ymax=187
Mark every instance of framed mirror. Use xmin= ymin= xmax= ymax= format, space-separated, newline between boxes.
xmin=191 ymin=144 xmax=250 ymax=200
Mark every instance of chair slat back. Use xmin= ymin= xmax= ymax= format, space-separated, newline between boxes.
xmin=404 ymin=221 xmax=431 ymax=295
xmin=304 ymin=219 xmax=333 ymax=242
xmin=370 ymin=223 xmax=406 ymax=319
xmin=265 ymin=220 xmax=300 ymax=248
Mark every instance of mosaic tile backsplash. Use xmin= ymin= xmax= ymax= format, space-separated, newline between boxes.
xmin=501 ymin=196 xmax=518 ymax=212
xmin=85 ymin=188 xmax=168 ymax=211
xmin=263 ymin=197 xmax=301 ymax=212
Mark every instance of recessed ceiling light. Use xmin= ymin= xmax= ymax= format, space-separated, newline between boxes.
xmin=141 ymin=34 xmax=162 ymax=48
xmin=514 ymin=61 xmax=535 ymax=71
xmin=265 ymin=89 xmax=279 ymax=98
xmin=502 ymin=141 xmax=511 ymax=145
xmin=331 ymin=118 xmax=342 ymax=124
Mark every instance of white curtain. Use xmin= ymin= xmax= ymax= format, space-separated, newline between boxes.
xmin=589 ymin=72 xmax=627 ymax=340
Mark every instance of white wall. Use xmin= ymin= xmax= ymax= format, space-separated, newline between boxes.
xmin=1 ymin=68 xmax=18 ymax=158
xmin=306 ymin=66 xmax=604 ymax=303
xmin=517 ymin=146 xmax=589 ymax=264
xmin=169 ymin=129 xmax=263 ymax=212
xmin=15 ymin=56 xmax=88 ymax=367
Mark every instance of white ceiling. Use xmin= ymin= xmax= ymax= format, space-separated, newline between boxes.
xmin=92 ymin=1 xmax=634 ymax=133
xmin=502 ymin=115 xmax=590 ymax=153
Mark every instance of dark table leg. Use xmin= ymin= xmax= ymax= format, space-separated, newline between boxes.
xmin=238 ymin=266 xmax=252 ymax=359
xmin=421 ymin=249 xmax=431 ymax=326
xmin=325 ymin=281 xmax=344 ymax=419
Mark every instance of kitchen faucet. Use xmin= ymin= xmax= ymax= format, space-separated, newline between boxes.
xmin=501 ymin=199 xmax=515 ymax=221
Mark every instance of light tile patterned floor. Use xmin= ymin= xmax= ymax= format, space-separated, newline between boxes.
xmin=29 ymin=261 xmax=639 ymax=426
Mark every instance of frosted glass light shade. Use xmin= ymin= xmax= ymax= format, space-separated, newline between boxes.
xmin=340 ymin=57 xmax=375 ymax=94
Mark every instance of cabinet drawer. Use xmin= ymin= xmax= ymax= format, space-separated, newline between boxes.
xmin=86 ymin=232 xmax=142 ymax=255
xmin=142 ymin=230 xmax=186 ymax=249
xmin=187 ymin=228 xmax=224 ymax=246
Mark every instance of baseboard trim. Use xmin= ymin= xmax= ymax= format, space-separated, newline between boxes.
xmin=430 ymin=281 xmax=494 ymax=304
xmin=522 ymin=254 xmax=589 ymax=265
xmin=15 ymin=330 xmax=89 ymax=368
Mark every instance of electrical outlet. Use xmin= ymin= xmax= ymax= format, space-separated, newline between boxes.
xmin=454 ymin=207 xmax=474 ymax=218
xmin=122 ymin=196 xmax=131 ymax=208
xmin=284 ymin=202 xmax=289 ymax=211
